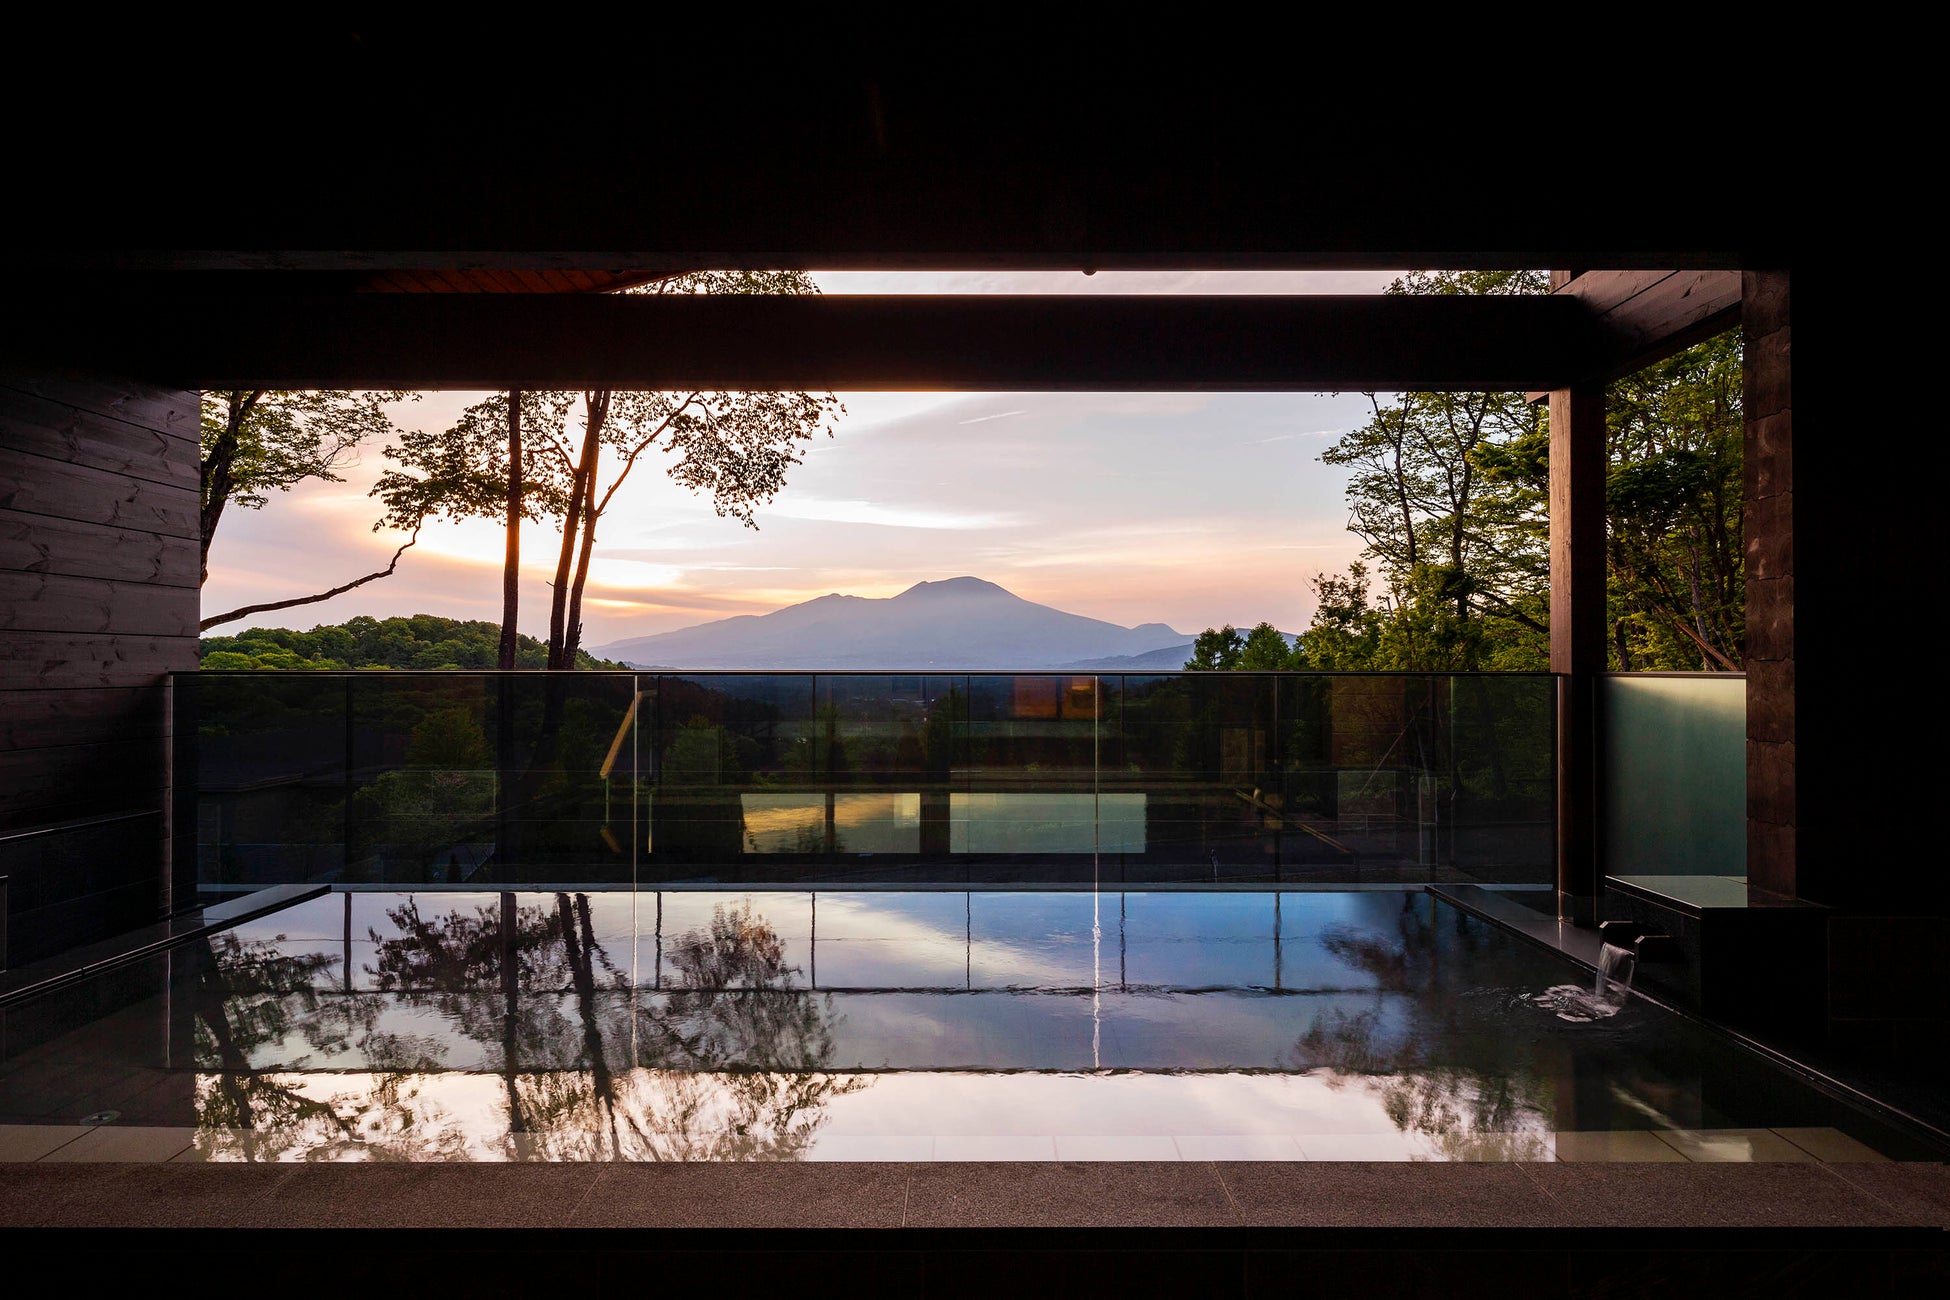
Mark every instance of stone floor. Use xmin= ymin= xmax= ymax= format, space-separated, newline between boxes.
xmin=2 ymin=1159 xmax=1945 ymax=1297
xmin=1 ymin=1158 xmax=1945 ymax=1230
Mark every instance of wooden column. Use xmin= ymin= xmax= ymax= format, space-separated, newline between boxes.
xmin=1742 ymin=270 xmax=1795 ymax=898
xmin=1550 ymin=381 xmax=1606 ymax=922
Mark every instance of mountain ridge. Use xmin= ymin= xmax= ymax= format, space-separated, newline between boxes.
xmin=592 ymin=577 xmax=1194 ymax=670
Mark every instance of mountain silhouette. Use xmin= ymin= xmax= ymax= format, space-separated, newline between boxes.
xmin=591 ymin=577 xmax=1189 ymax=669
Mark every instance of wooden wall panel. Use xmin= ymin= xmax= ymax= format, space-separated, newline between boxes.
xmin=0 ymin=374 xmax=199 ymax=967
xmin=0 ymin=387 xmax=197 ymax=483
xmin=0 ymin=686 xmax=166 ymax=751
xmin=0 ymin=572 xmax=201 ymax=637
xmin=0 ymin=449 xmax=199 ymax=538
xmin=0 ymin=631 xmax=201 ymax=690
xmin=0 ymin=373 xmax=200 ymax=440
xmin=0 ymin=508 xmax=198 ymax=585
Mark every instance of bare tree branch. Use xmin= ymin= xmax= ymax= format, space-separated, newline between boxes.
xmin=199 ymin=527 xmax=422 ymax=631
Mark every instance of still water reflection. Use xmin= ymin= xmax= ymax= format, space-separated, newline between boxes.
xmin=0 ymin=890 xmax=1923 ymax=1161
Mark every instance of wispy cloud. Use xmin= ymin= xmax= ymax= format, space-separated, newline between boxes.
xmin=765 ymin=497 xmax=1020 ymax=530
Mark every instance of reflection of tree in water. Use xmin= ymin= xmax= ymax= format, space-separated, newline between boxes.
xmin=190 ymin=930 xmax=465 ymax=1160
xmin=193 ymin=893 xmax=860 ymax=1160
xmin=628 ymin=902 xmax=866 ymax=1161
xmin=1295 ymin=895 xmax=1555 ymax=1160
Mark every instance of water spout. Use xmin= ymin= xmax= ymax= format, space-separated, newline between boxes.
xmin=1596 ymin=941 xmax=1637 ymax=1000
xmin=1527 ymin=938 xmax=1640 ymax=1023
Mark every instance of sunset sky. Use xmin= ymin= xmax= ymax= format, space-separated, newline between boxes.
xmin=199 ymin=270 xmax=1400 ymax=649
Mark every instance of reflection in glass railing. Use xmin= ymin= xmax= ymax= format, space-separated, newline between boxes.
xmin=178 ymin=671 xmax=1555 ymax=892
xmin=742 ymin=792 xmax=924 ymax=854
xmin=4 ymin=890 xmax=1920 ymax=1163
xmin=950 ymin=792 xmax=1145 ymax=854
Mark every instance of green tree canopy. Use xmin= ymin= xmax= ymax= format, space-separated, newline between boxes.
xmin=1196 ymin=269 xmax=1744 ymax=675
xmin=199 ymin=614 xmax=628 ymax=671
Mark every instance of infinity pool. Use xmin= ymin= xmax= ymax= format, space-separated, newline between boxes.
xmin=0 ymin=889 xmax=1934 ymax=1162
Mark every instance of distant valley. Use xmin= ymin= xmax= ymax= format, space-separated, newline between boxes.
xmin=591 ymin=577 xmax=1197 ymax=670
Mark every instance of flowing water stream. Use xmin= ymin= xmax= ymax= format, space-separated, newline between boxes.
xmin=1528 ymin=941 xmax=1637 ymax=1023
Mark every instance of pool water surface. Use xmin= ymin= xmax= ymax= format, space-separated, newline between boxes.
xmin=0 ymin=889 xmax=1933 ymax=1163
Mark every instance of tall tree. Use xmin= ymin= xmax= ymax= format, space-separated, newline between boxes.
xmin=1199 ymin=271 xmax=1741 ymax=675
xmin=198 ymin=389 xmax=419 ymax=630
xmin=1604 ymin=333 xmax=1744 ymax=670
xmin=500 ymin=391 xmax=522 ymax=671
xmin=1317 ymin=270 xmax=1550 ymax=670
xmin=366 ymin=272 xmax=841 ymax=671
xmin=541 ymin=272 xmax=843 ymax=669
xmin=372 ymin=390 xmax=574 ymax=664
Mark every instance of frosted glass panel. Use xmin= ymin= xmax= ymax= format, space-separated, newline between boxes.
xmin=1601 ymin=675 xmax=1745 ymax=877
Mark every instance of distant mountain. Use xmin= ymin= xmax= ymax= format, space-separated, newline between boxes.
xmin=1053 ymin=644 xmax=1198 ymax=672
xmin=591 ymin=577 xmax=1190 ymax=670
xmin=1054 ymin=630 xmax=1299 ymax=673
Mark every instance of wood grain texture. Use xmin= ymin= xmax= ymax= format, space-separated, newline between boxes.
xmin=0 ymin=737 xmax=168 ymax=824
xmin=0 ymin=571 xmax=201 ymax=636
xmin=0 ymin=449 xmax=199 ymax=538
xmin=0 ymin=374 xmax=198 ymax=442
xmin=0 ymin=386 xmax=198 ymax=486
xmin=1564 ymin=269 xmax=1741 ymax=374
xmin=0 ymin=685 xmax=166 ymax=752
xmin=0 ymin=508 xmax=198 ymax=586
xmin=0 ymin=630 xmax=198 ymax=690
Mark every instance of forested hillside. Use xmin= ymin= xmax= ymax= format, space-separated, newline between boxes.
xmin=199 ymin=615 xmax=629 ymax=670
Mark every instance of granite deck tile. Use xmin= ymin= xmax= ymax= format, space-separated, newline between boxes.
xmin=23 ymin=1162 xmax=293 ymax=1226
xmin=902 ymin=1160 xmax=1238 ymax=1228
xmin=1215 ymin=1160 xmax=1563 ymax=1228
xmin=1520 ymin=1161 xmax=1907 ymax=1227
xmin=236 ymin=1162 xmax=604 ymax=1228
xmin=1818 ymin=1162 xmax=1950 ymax=1227
xmin=0 ymin=1163 xmax=133 ymax=1226
xmin=572 ymin=1162 xmax=912 ymax=1229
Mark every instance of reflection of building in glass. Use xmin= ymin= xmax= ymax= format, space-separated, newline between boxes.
xmin=951 ymin=793 xmax=1145 ymax=854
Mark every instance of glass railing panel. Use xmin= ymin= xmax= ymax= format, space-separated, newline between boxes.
xmin=186 ymin=672 xmax=348 ymax=894
xmin=648 ymin=673 xmax=816 ymax=875
xmin=954 ymin=675 xmax=1102 ymax=883
xmin=1601 ymin=673 xmax=1746 ymax=878
xmin=342 ymin=674 xmax=498 ymax=887
xmin=967 ymin=891 xmax=1098 ymax=989
xmin=179 ymin=670 xmax=1561 ymax=893
xmin=1446 ymin=674 xmax=1556 ymax=898
xmin=816 ymin=674 xmax=962 ymax=787
xmin=491 ymin=673 xmax=639 ymax=884
xmin=1114 ymin=674 xmax=1279 ymax=883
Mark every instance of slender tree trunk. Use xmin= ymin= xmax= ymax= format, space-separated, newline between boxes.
xmin=562 ymin=470 xmax=600 ymax=668
xmin=199 ymin=390 xmax=263 ymax=585
xmin=498 ymin=390 xmax=522 ymax=671
xmin=548 ymin=391 xmax=608 ymax=669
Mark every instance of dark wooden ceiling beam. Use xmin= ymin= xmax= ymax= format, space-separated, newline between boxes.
xmin=7 ymin=294 xmax=1610 ymax=393
xmin=1526 ymin=270 xmax=1744 ymax=399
